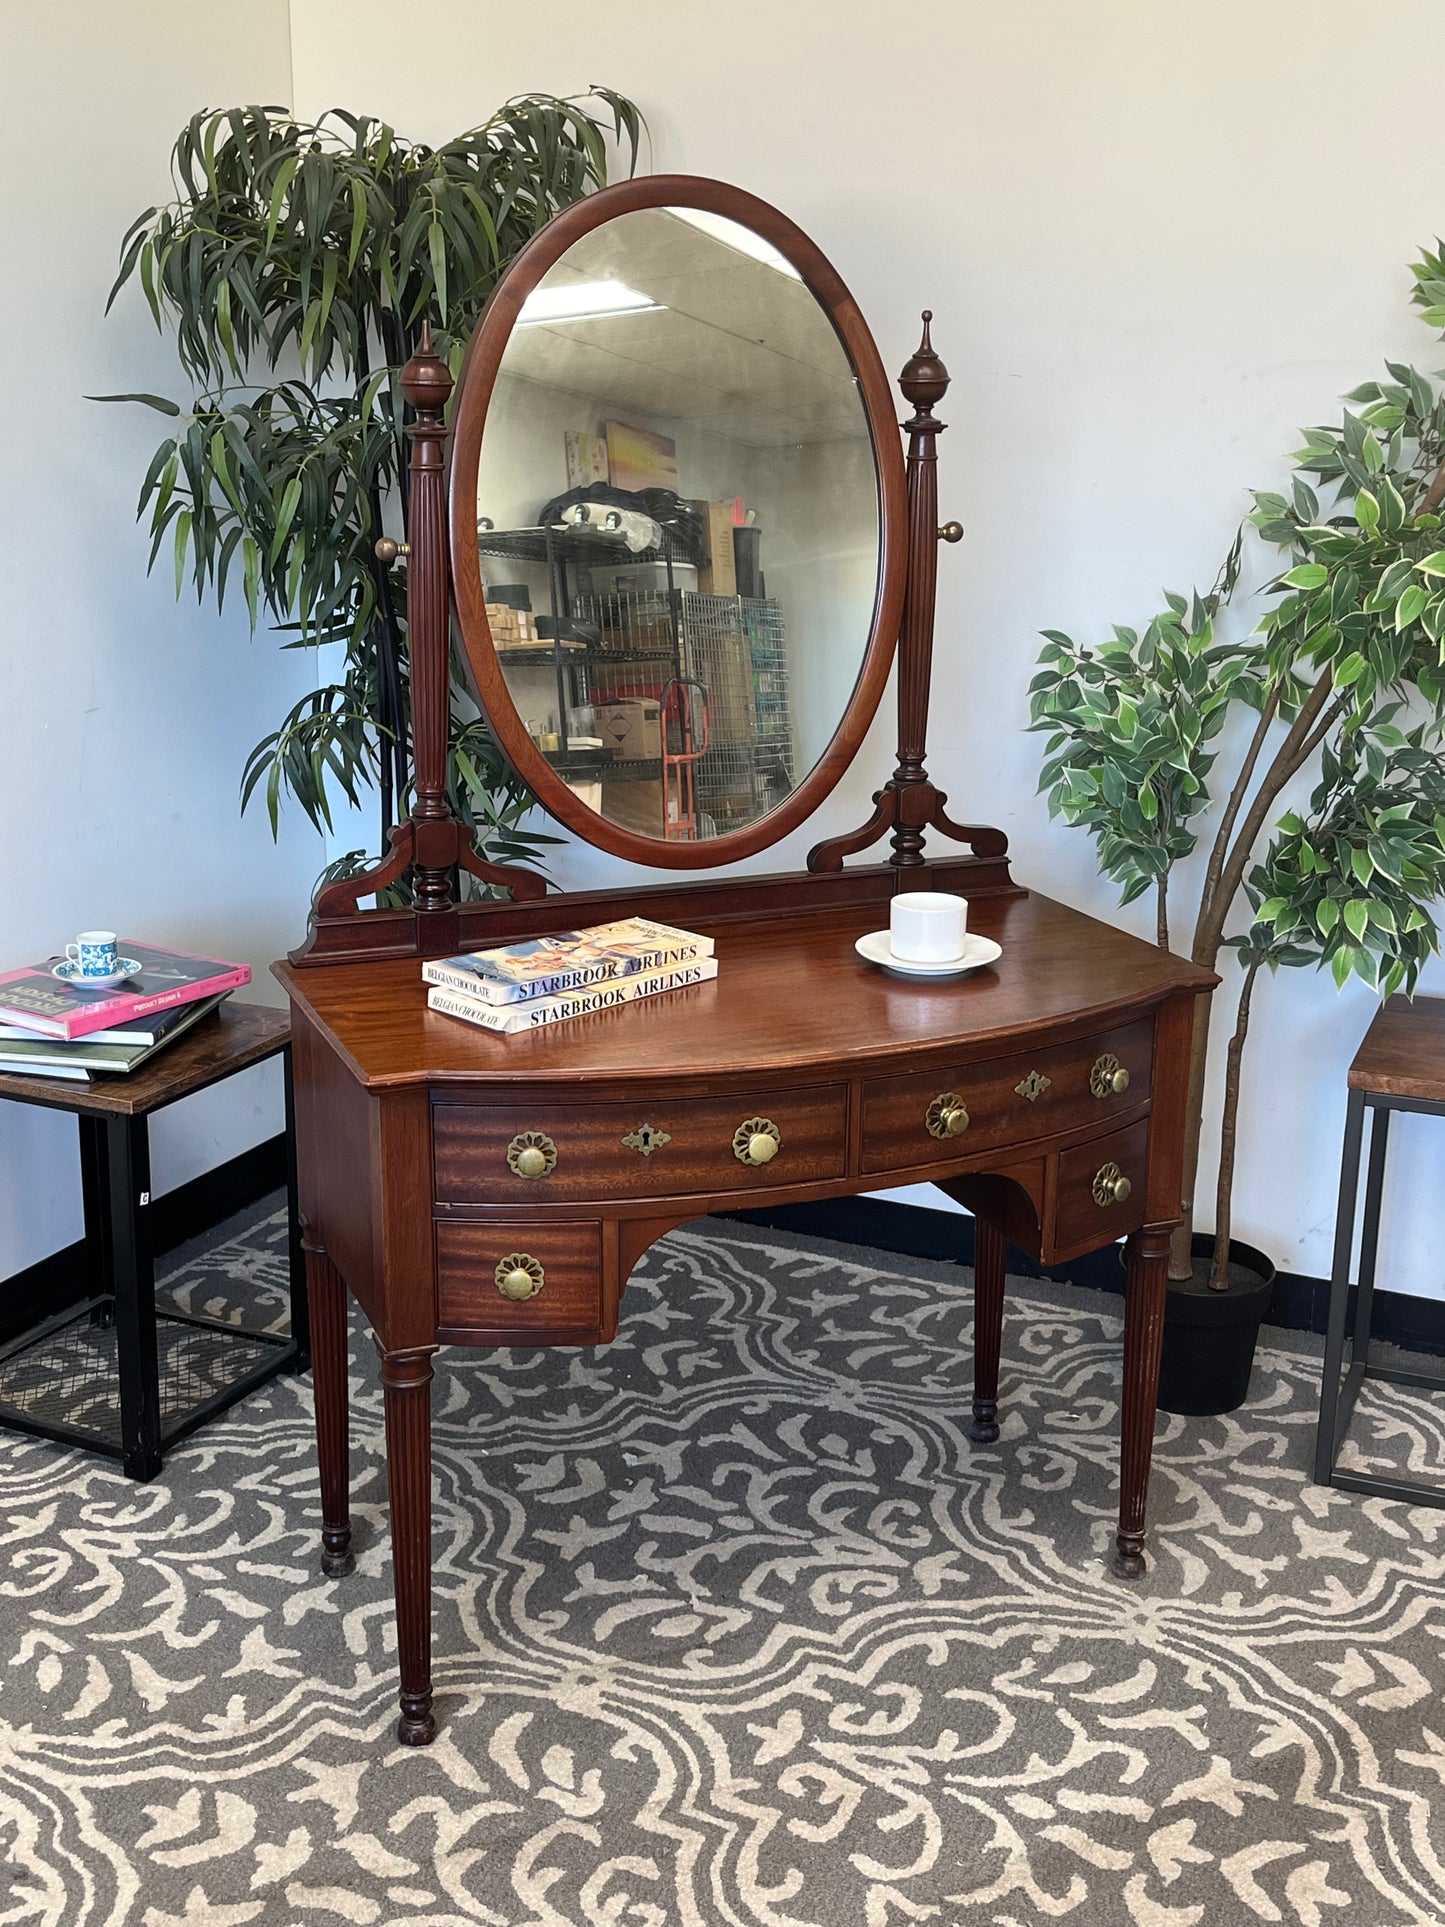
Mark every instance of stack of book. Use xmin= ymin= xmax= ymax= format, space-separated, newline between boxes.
xmin=424 ymin=916 xmax=716 ymax=1035
xmin=0 ymin=943 xmax=251 ymax=1082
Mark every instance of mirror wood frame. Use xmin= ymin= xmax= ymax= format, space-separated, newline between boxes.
xmin=447 ymin=174 xmax=908 ymax=870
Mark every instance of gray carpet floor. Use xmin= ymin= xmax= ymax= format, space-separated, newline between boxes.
xmin=3 ymin=1205 xmax=1445 ymax=1926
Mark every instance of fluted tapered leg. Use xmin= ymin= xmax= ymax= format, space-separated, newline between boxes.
xmin=1115 ymin=1225 xmax=1170 ymax=1577
xmin=381 ymin=1346 xmax=437 ymax=1746
xmin=970 ymin=1215 xmax=1008 ymax=1443
xmin=307 ymin=1242 xmax=354 ymax=1579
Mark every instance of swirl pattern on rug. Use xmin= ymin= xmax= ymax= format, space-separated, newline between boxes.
xmin=2 ymin=1210 xmax=1445 ymax=1926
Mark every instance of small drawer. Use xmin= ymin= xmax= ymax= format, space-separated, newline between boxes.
xmin=433 ymin=1084 xmax=848 ymax=1205
xmin=1053 ymin=1119 xmax=1149 ymax=1253
xmin=860 ymin=1019 xmax=1153 ymax=1176
xmin=436 ymin=1220 xmax=602 ymax=1337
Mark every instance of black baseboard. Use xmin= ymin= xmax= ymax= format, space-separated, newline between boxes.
xmin=725 ymin=1196 xmax=1445 ymax=1359
xmin=0 ymin=1133 xmax=286 ymax=1346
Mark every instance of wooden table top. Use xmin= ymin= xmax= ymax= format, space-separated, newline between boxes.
xmin=275 ymin=890 xmax=1215 ymax=1092
xmin=0 ymin=1001 xmax=290 ymax=1117
xmin=1349 ymin=995 xmax=1445 ymax=1102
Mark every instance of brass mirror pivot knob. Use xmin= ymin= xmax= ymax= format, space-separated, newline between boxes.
xmin=1092 ymin=1162 xmax=1132 ymax=1207
xmin=375 ymin=536 xmax=411 ymax=564
xmin=938 ymin=521 xmax=964 ymax=543
xmin=495 ymin=1253 xmax=545 ymax=1301
xmin=926 ymin=1092 xmax=970 ymax=1140
xmin=733 ymin=1117 xmax=782 ymax=1165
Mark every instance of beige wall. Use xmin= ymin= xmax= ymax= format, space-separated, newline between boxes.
xmin=0 ymin=3 xmax=319 ymax=1273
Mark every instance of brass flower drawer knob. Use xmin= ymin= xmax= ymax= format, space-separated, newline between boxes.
xmin=1092 ymin=1162 xmax=1132 ymax=1207
xmin=495 ymin=1253 xmax=546 ymax=1301
xmin=926 ymin=1092 xmax=970 ymax=1139
xmin=734 ymin=1117 xmax=781 ymax=1166
xmin=506 ymin=1131 xmax=557 ymax=1180
xmin=1090 ymin=1054 xmax=1130 ymax=1099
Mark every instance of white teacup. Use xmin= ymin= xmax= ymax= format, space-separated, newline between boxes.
xmin=890 ymin=893 xmax=968 ymax=964
xmin=67 ymin=931 xmax=119 ymax=978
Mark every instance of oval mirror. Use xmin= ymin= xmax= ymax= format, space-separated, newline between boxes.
xmin=449 ymin=177 xmax=905 ymax=868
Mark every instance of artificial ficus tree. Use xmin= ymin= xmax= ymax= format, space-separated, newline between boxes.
xmin=101 ymin=96 xmax=642 ymax=889
xmin=1031 ymin=243 xmax=1445 ymax=1288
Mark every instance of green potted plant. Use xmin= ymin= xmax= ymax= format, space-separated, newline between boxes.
xmin=100 ymin=95 xmax=642 ymax=892
xmin=1030 ymin=243 xmax=1445 ymax=1413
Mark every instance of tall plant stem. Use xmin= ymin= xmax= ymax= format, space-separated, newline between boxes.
xmin=1195 ymin=688 xmax=1278 ymax=942
xmin=1168 ymin=667 xmax=1337 ymax=1278
xmin=1209 ymin=953 xmax=1262 ymax=1290
xmin=1155 ymin=873 xmax=1169 ymax=950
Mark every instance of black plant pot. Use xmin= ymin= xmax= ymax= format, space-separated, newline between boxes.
xmin=1155 ymin=1234 xmax=1276 ymax=1417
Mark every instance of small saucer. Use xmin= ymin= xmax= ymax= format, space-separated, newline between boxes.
xmin=53 ymin=958 xmax=142 ymax=991
xmin=855 ymin=930 xmax=1002 ymax=979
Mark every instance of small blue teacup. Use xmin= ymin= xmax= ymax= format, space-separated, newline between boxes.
xmin=67 ymin=931 xmax=119 ymax=979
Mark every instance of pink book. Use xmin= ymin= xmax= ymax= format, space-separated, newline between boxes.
xmin=0 ymin=941 xmax=251 ymax=1040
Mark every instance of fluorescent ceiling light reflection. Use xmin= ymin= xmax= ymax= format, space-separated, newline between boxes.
xmin=518 ymin=279 xmax=662 ymax=325
xmin=668 ymin=207 xmax=802 ymax=280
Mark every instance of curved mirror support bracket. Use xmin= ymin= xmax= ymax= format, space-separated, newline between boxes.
xmin=808 ymin=313 xmax=1007 ymax=874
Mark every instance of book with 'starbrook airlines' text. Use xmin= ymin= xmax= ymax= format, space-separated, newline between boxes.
xmin=428 ymin=958 xmax=719 ymax=1035
xmin=422 ymin=916 xmax=714 ymax=1006
xmin=0 ymin=943 xmax=250 ymax=1040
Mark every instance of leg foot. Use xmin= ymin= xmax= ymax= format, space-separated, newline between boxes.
xmin=968 ymin=1399 xmax=999 ymax=1445
xmin=396 ymin=1690 xmax=437 ymax=1746
xmin=970 ymin=1215 xmax=1007 ymax=1447
xmin=1113 ymin=1532 xmax=1146 ymax=1578
xmin=320 ymin=1532 xmax=355 ymax=1579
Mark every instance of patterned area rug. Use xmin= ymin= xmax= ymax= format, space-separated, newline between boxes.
xmin=4 ymin=1210 xmax=1445 ymax=1927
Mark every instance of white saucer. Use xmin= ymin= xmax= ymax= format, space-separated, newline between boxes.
xmin=855 ymin=930 xmax=1002 ymax=979
xmin=52 ymin=958 xmax=142 ymax=991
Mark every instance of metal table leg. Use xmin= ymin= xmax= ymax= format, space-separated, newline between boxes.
xmin=107 ymin=1114 xmax=162 ymax=1481
xmin=283 ymin=1043 xmax=310 ymax=1374
xmin=79 ymin=1114 xmax=113 ymax=1328
xmin=1315 ymin=1088 xmax=1365 ymax=1485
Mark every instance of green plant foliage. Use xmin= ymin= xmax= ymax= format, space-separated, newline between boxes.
xmin=1030 ymin=552 xmax=1252 ymax=911
xmin=99 ymin=96 xmax=643 ymax=887
xmin=1240 ymin=721 xmax=1445 ymax=994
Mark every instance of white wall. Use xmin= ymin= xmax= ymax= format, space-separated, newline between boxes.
xmin=282 ymin=0 xmax=1444 ymax=1294
xmin=0 ymin=3 xmax=323 ymax=1276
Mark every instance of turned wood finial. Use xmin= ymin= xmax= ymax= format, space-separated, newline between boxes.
xmin=400 ymin=318 xmax=452 ymax=414
xmin=899 ymin=309 xmax=950 ymax=416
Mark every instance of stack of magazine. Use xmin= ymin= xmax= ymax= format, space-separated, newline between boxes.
xmin=0 ymin=943 xmax=251 ymax=1082
xmin=424 ymin=916 xmax=716 ymax=1036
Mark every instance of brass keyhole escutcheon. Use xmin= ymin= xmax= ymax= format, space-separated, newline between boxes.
xmin=1092 ymin=1162 xmax=1132 ymax=1207
xmin=506 ymin=1131 xmax=557 ymax=1181
xmin=733 ymin=1117 xmax=781 ymax=1166
xmin=495 ymin=1253 xmax=546 ymax=1301
xmin=622 ymin=1124 xmax=672 ymax=1157
xmin=926 ymin=1092 xmax=970 ymax=1140
xmin=1090 ymin=1054 xmax=1130 ymax=1099
xmin=1015 ymin=1070 xmax=1052 ymax=1103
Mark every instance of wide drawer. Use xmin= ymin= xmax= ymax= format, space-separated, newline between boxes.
xmin=433 ymin=1084 xmax=848 ymax=1204
xmin=1053 ymin=1118 xmax=1149 ymax=1252
xmin=436 ymin=1219 xmax=603 ymax=1337
xmin=860 ymin=1018 xmax=1153 ymax=1176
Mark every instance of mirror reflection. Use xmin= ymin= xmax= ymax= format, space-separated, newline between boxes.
xmin=475 ymin=205 xmax=880 ymax=841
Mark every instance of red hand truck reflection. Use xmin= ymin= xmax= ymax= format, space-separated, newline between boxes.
xmin=660 ymin=677 xmax=710 ymax=840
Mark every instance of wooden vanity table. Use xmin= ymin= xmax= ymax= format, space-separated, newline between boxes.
xmin=277 ymin=175 xmax=1215 ymax=1744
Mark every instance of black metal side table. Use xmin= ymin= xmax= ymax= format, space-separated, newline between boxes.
xmin=0 ymin=1002 xmax=308 ymax=1480
xmin=1315 ymin=994 xmax=1445 ymax=1506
